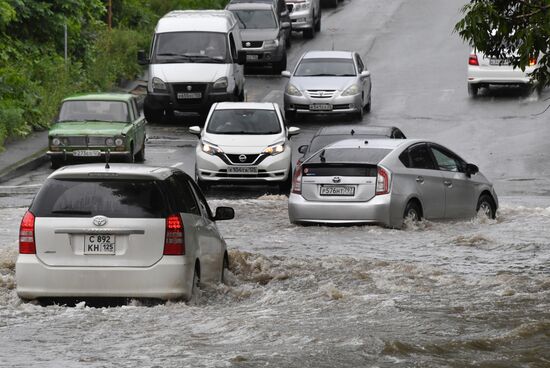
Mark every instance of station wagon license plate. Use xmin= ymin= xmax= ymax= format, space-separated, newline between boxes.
xmin=246 ymin=54 xmax=259 ymax=61
xmin=310 ymin=103 xmax=332 ymax=111
xmin=227 ymin=166 xmax=258 ymax=174
xmin=73 ymin=150 xmax=101 ymax=157
xmin=84 ymin=234 xmax=116 ymax=255
xmin=177 ymin=92 xmax=202 ymax=99
xmin=320 ymin=185 xmax=355 ymax=196
xmin=489 ymin=58 xmax=511 ymax=66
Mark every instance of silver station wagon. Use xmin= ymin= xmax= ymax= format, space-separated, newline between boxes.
xmin=288 ymin=139 xmax=498 ymax=228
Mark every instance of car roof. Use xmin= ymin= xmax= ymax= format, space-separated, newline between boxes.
xmin=48 ymin=164 xmax=176 ymax=181
xmin=213 ymin=102 xmax=276 ymax=110
xmin=326 ymin=138 xmax=416 ymax=150
xmin=315 ymin=125 xmax=399 ymax=137
xmin=156 ymin=10 xmax=237 ymax=34
xmin=302 ymin=50 xmax=354 ymax=60
xmin=226 ymin=2 xmax=273 ymax=10
xmin=62 ymin=93 xmax=135 ymax=103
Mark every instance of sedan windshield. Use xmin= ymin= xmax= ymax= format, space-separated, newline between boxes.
xmin=232 ymin=10 xmax=277 ymax=29
xmin=206 ymin=109 xmax=282 ymax=135
xmin=153 ymin=32 xmax=228 ymax=62
xmin=295 ymin=58 xmax=356 ymax=77
xmin=58 ymin=101 xmax=129 ymax=122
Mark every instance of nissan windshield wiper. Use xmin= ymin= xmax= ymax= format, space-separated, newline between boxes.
xmin=51 ymin=210 xmax=92 ymax=215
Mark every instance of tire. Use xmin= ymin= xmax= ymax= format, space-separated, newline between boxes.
xmin=238 ymin=88 xmax=245 ymax=102
xmin=125 ymin=144 xmax=135 ymax=163
xmin=134 ymin=140 xmax=145 ymax=162
xmin=314 ymin=13 xmax=321 ymax=32
xmin=403 ymin=200 xmax=422 ymax=223
xmin=303 ymin=28 xmax=315 ymax=39
xmin=221 ymin=253 xmax=229 ymax=284
xmin=187 ymin=266 xmax=201 ymax=303
xmin=273 ymin=52 xmax=287 ymax=74
xmin=50 ymin=158 xmax=63 ymax=170
xmin=467 ymin=83 xmax=479 ymax=97
xmin=144 ymin=103 xmax=164 ymax=124
xmin=278 ymin=168 xmax=292 ymax=194
xmin=354 ymin=98 xmax=364 ymax=121
xmin=476 ymin=194 xmax=496 ymax=219
xmin=365 ymin=94 xmax=372 ymax=113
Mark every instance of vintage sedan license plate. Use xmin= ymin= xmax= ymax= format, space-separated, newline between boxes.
xmin=227 ymin=166 xmax=258 ymax=174
xmin=84 ymin=234 xmax=116 ymax=255
xmin=489 ymin=58 xmax=511 ymax=66
xmin=320 ymin=185 xmax=355 ymax=196
xmin=177 ymin=92 xmax=202 ymax=99
xmin=310 ymin=103 xmax=332 ymax=111
xmin=246 ymin=54 xmax=259 ymax=61
xmin=73 ymin=150 xmax=101 ymax=157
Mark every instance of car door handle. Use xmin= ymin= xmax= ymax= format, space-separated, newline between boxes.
xmin=444 ymin=180 xmax=452 ymax=187
xmin=416 ymin=176 xmax=424 ymax=183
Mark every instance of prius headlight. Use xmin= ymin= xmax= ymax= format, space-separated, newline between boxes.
xmin=286 ymin=83 xmax=302 ymax=96
xmin=201 ymin=142 xmax=223 ymax=155
xmin=262 ymin=143 xmax=285 ymax=156
xmin=342 ymin=84 xmax=360 ymax=96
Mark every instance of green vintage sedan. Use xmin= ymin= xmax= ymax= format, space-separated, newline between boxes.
xmin=47 ymin=93 xmax=147 ymax=168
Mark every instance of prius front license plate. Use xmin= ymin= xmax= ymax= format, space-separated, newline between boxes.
xmin=73 ymin=150 xmax=101 ymax=157
xmin=310 ymin=103 xmax=332 ymax=111
xmin=320 ymin=185 xmax=355 ymax=196
xmin=84 ymin=234 xmax=116 ymax=255
xmin=227 ymin=166 xmax=258 ymax=174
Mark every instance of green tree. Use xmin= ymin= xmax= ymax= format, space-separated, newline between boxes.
xmin=455 ymin=0 xmax=550 ymax=90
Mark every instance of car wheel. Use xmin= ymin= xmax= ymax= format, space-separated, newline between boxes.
xmin=314 ymin=12 xmax=321 ymax=32
xmin=187 ymin=265 xmax=201 ymax=304
xmin=144 ymin=104 xmax=164 ymax=123
xmin=303 ymin=28 xmax=315 ymax=39
xmin=238 ymin=89 xmax=246 ymax=102
xmin=50 ymin=158 xmax=63 ymax=170
xmin=403 ymin=200 xmax=422 ymax=223
xmin=273 ymin=52 xmax=287 ymax=74
xmin=467 ymin=84 xmax=479 ymax=97
xmin=125 ymin=144 xmax=135 ymax=163
xmin=476 ymin=194 xmax=496 ymax=219
xmin=365 ymin=94 xmax=372 ymax=113
xmin=354 ymin=98 xmax=365 ymax=121
xmin=221 ymin=253 xmax=229 ymax=284
xmin=135 ymin=140 xmax=146 ymax=162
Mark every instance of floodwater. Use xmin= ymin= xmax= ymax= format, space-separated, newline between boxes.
xmin=1 ymin=195 xmax=549 ymax=367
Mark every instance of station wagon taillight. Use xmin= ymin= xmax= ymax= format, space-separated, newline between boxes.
xmin=291 ymin=164 xmax=303 ymax=194
xmin=468 ymin=54 xmax=479 ymax=66
xmin=164 ymin=214 xmax=185 ymax=255
xmin=375 ymin=167 xmax=391 ymax=195
xmin=19 ymin=211 xmax=36 ymax=254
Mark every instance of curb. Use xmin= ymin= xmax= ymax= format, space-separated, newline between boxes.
xmin=0 ymin=148 xmax=49 ymax=184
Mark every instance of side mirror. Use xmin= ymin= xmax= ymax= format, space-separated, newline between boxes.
xmin=137 ymin=50 xmax=149 ymax=65
xmin=281 ymin=70 xmax=291 ymax=78
xmin=466 ymin=163 xmax=479 ymax=177
xmin=214 ymin=206 xmax=235 ymax=221
xmin=298 ymin=145 xmax=308 ymax=154
xmin=281 ymin=22 xmax=291 ymax=29
xmin=288 ymin=126 xmax=300 ymax=137
xmin=189 ymin=126 xmax=201 ymax=136
xmin=360 ymin=70 xmax=371 ymax=78
xmin=237 ymin=50 xmax=247 ymax=65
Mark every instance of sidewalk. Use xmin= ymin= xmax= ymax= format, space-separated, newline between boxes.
xmin=0 ymin=77 xmax=147 ymax=183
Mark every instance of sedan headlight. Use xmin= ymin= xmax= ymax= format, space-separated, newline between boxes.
xmin=115 ymin=137 xmax=125 ymax=147
xmin=295 ymin=2 xmax=311 ymax=11
xmin=202 ymin=142 xmax=223 ymax=155
xmin=262 ymin=143 xmax=285 ymax=156
xmin=263 ymin=39 xmax=279 ymax=49
xmin=51 ymin=137 xmax=61 ymax=147
xmin=213 ymin=77 xmax=228 ymax=91
xmin=286 ymin=83 xmax=302 ymax=96
xmin=342 ymin=84 xmax=360 ymax=96
xmin=105 ymin=137 xmax=115 ymax=146
xmin=152 ymin=77 xmax=167 ymax=92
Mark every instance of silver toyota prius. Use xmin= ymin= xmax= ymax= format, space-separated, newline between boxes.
xmin=288 ymin=139 xmax=498 ymax=228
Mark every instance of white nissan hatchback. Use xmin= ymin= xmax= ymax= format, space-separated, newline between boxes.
xmin=16 ymin=164 xmax=234 ymax=302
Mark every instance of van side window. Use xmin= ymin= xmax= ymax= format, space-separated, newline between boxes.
xmin=229 ymin=33 xmax=237 ymax=59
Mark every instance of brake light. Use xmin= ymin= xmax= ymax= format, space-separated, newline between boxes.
xmin=468 ymin=54 xmax=479 ymax=66
xmin=375 ymin=167 xmax=391 ymax=195
xmin=19 ymin=211 xmax=36 ymax=254
xmin=164 ymin=214 xmax=185 ymax=255
xmin=529 ymin=57 xmax=537 ymax=66
xmin=291 ymin=164 xmax=303 ymax=194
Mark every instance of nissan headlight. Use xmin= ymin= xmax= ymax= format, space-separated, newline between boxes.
xmin=342 ymin=84 xmax=360 ymax=96
xmin=213 ymin=77 xmax=228 ymax=91
xmin=202 ymin=142 xmax=223 ymax=155
xmin=152 ymin=77 xmax=167 ymax=92
xmin=286 ymin=84 xmax=302 ymax=96
xmin=263 ymin=39 xmax=279 ymax=49
xmin=262 ymin=143 xmax=285 ymax=156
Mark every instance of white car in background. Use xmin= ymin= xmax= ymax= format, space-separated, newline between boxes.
xmin=467 ymin=49 xmax=538 ymax=97
xmin=191 ymin=102 xmax=300 ymax=192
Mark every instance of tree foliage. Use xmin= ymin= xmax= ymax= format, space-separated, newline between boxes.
xmin=455 ymin=0 xmax=550 ymax=89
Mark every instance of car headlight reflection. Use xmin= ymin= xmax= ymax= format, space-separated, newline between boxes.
xmin=286 ymin=83 xmax=302 ymax=96
xmin=262 ymin=144 xmax=285 ymax=156
xmin=202 ymin=142 xmax=223 ymax=155
xmin=342 ymin=84 xmax=360 ymax=96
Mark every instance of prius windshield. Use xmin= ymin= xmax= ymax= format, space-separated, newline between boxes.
xmin=206 ymin=109 xmax=282 ymax=135
xmin=153 ymin=32 xmax=229 ymax=63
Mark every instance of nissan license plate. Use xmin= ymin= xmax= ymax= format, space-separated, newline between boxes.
xmin=73 ymin=150 xmax=101 ymax=157
xmin=227 ymin=166 xmax=258 ymax=174
xmin=489 ymin=58 xmax=511 ymax=66
xmin=310 ymin=103 xmax=332 ymax=111
xmin=320 ymin=185 xmax=355 ymax=196
xmin=177 ymin=92 xmax=202 ymax=99
xmin=84 ymin=234 xmax=116 ymax=255
xmin=246 ymin=54 xmax=259 ymax=61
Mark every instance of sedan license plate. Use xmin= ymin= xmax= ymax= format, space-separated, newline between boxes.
xmin=73 ymin=150 xmax=101 ymax=157
xmin=177 ymin=92 xmax=202 ymax=99
xmin=227 ymin=166 xmax=258 ymax=174
xmin=320 ymin=185 xmax=355 ymax=196
xmin=246 ymin=54 xmax=259 ymax=61
xmin=489 ymin=58 xmax=511 ymax=66
xmin=84 ymin=234 xmax=116 ymax=255
xmin=310 ymin=103 xmax=332 ymax=111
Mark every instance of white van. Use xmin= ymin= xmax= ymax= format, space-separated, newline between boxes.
xmin=138 ymin=10 xmax=246 ymax=123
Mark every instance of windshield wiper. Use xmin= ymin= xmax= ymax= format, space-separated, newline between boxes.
xmin=51 ymin=209 xmax=92 ymax=215
xmin=187 ymin=54 xmax=225 ymax=63
xmin=304 ymin=73 xmax=337 ymax=77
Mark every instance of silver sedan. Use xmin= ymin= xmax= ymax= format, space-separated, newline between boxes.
xmin=288 ymin=138 xmax=498 ymax=228
xmin=282 ymin=50 xmax=372 ymax=121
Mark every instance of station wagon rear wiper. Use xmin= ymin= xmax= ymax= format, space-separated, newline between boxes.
xmin=51 ymin=209 xmax=92 ymax=215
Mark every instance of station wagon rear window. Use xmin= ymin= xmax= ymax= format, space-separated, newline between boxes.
xmin=59 ymin=101 xmax=130 ymax=123
xmin=309 ymin=148 xmax=392 ymax=165
xmin=31 ymin=179 xmax=167 ymax=218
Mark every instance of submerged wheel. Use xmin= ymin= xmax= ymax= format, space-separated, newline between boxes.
xmin=467 ymin=84 xmax=479 ymax=97
xmin=221 ymin=253 xmax=229 ymax=284
xmin=135 ymin=140 xmax=146 ymax=162
xmin=476 ymin=194 xmax=496 ymax=219
xmin=403 ymin=200 xmax=422 ymax=223
xmin=187 ymin=265 xmax=201 ymax=303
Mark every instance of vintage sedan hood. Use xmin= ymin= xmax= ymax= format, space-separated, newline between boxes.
xmin=150 ymin=63 xmax=230 ymax=83
xmin=202 ymin=133 xmax=284 ymax=152
xmin=290 ymin=76 xmax=357 ymax=92
xmin=49 ymin=122 xmax=128 ymax=137
xmin=240 ymin=29 xmax=279 ymax=42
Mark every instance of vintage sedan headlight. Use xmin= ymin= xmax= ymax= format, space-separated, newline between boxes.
xmin=286 ymin=83 xmax=303 ymax=96
xmin=262 ymin=143 xmax=285 ymax=156
xmin=202 ymin=142 xmax=223 ymax=155
xmin=263 ymin=39 xmax=279 ymax=49
xmin=213 ymin=77 xmax=228 ymax=91
xmin=114 ymin=138 xmax=125 ymax=147
xmin=342 ymin=84 xmax=360 ymax=96
xmin=51 ymin=137 xmax=61 ymax=147
xmin=152 ymin=77 xmax=167 ymax=92
xmin=105 ymin=137 xmax=115 ymax=146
